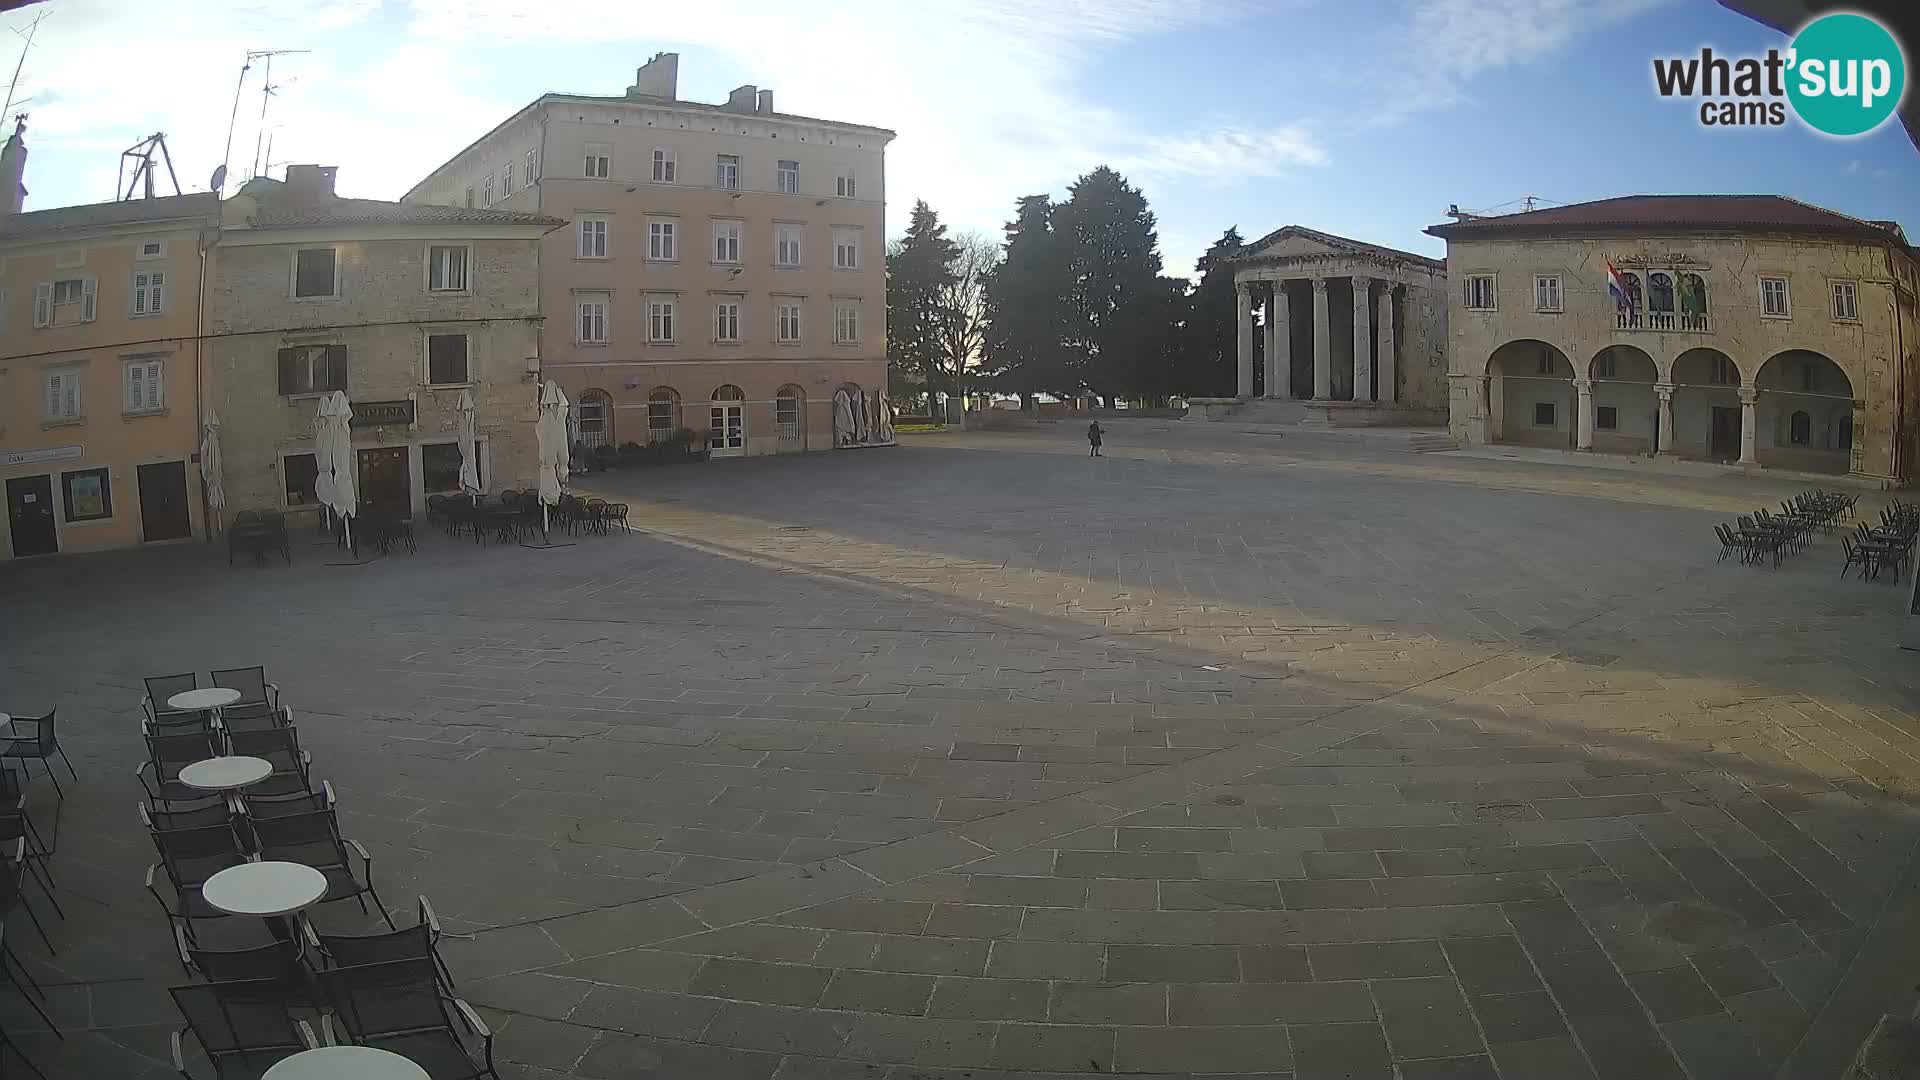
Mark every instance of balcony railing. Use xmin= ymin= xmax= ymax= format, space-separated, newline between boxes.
xmin=1614 ymin=310 xmax=1710 ymax=333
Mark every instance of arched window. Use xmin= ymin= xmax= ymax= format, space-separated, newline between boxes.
xmin=1620 ymin=273 xmax=1643 ymax=312
xmin=776 ymin=385 xmax=804 ymax=442
xmin=1789 ymin=410 xmax=1811 ymax=446
xmin=713 ymin=384 xmax=745 ymax=401
xmin=1838 ymin=414 xmax=1854 ymax=451
xmin=1678 ymin=273 xmax=1708 ymax=315
xmin=576 ymin=389 xmax=613 ymax=448
xmin=646 ymin=387 xmax=680 ymax=442
xmin=1648 ymin=272 xmax=1675 ymax=314
xmin=710 ymin=385 xmax=746 ymax=455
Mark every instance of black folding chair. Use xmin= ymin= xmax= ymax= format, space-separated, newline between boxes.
xmin=0 ymin=1022 xmax=50 ymax=1080
xmin=168 ymin=979 xmax=319 ymax=1080
xmin=223 ymin=729 xmax=314 ymax=798
xmin=139 ymin=731 xmax=222 ymax=806
xmin=318 ymin=958 xmax=498 ymax=1079
xmin=0 ymin=711 xmax=73 ymax=799
xmin=144 ymin=822 xmax=249 ymax=949
xmin=249 ymin=811 xmax=395 ymax=930
xmin=210 ymin=667 xmax=280 ymax=722
xmin=0 ymin=841 xmax=54 ymax=955
xmin=312 ymin=895 xmax=454 ymax=992
xmin=143 ymin=673 xmax=203 ymax=730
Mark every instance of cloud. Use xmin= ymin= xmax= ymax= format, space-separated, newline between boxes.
xmin=1388 ymin=0 xmax=1671 ymax=113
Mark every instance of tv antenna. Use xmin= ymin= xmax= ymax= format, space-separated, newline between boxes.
xmin=118 ymin=133 xmax=181 ymax=200
xmin=2 ymin=9 xmax=49 ymax=120
xmin=217 ymin=48 xmax=305 ymax=193
xmin=249 ymin=49 xmax=306 ymax=181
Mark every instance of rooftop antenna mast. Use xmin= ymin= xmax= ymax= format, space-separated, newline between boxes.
xmin=247 ymin=48 xmax=306 ymax=182
xmin=2 ymin=9 xmax=49 ymax=120
xmin=118 ymin=133 xmax=181 ymax=200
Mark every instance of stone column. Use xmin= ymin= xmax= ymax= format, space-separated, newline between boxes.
xmin=1574 ymin=377 xmax=1595 ymax=450
xmin=1236 ymin=282 xmax=1254 ymax=399
xmin=1352 ymin=276 xmax=1373 ymax=403
xmin=1311 ymin=279 xmax=1331 ymax=400
xmin=1264 ymin=284 xmax=1289 ymax=399
xmin=1738 ymin=387 xmax=1758 ymax=464
xmin=1654 ymin=383 xmax=1675 ymax=454
xmin=1376 ymin=286 xmax=1396 ymax=406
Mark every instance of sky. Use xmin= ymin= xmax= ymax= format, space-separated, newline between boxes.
xmin=3 ymin=0 xmax=1916 ymax=276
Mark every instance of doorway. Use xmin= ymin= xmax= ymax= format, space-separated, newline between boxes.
xmin=709 ymin=403 xmax=745 ymax=457
xmin=1710 ymin=406 xmax=1742 ymax=460
xmin=137 ymin=461 xmax=193 ymax=542
xmin=5 ymin=475 xmax=57 ymax=557
xmin=356 ymin=447 xmax=412 ymax=518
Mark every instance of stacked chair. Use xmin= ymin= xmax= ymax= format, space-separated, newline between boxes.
xmin=1842 ymin=499 xmax=1920 ymax=582
xmin=1714 ymin=489 xmax=1854 ymax=568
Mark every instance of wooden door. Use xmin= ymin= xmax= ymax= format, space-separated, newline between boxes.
xmin=5 ymin=475 xmax=57 ymax=557
xmin=356 ymin=447 xmax=412 ymax=518
xmin=1710 ymin=407 xmax=1741 ymax=459
xmin=137 ymin=461 xmax=193 ymax=541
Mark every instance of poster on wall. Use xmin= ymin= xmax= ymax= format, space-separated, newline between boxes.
xmin=67 ymin=473 xmax=106 ymax=518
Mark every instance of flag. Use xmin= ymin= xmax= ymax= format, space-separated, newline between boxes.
xmin=1606 ymin=261 xmax=1636 ymax=312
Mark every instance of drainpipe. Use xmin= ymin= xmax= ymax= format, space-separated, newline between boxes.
xmin=195 ymin=227 xmax=211 ymax=540
xmin=1889 ymin=244 xmax=1909 ymax=484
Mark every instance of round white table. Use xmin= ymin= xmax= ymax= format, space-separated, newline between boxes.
xmin=167 ymin=687 xmax=242 ymax=712
xmin=264 ymin=1046 xmax=429 ymax=1080
xmin=202 ymin=861 xmax=328 ymax=918
xmin=178 ymin=756 xmax=273 ymax=793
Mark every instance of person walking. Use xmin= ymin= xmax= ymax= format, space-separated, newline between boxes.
xmin=1087 ymin=421 xmax=1104 ymax=457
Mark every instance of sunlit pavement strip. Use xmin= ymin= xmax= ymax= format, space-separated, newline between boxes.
xmin=1 ymin=422 xmax=1915 ymax=1078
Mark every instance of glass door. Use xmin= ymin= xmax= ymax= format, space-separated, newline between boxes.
xmin=709 ymin=404 xmax=745 ymax=457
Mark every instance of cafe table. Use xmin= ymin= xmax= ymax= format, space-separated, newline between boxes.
xmin=264 ymin=1046 xmax=430 ymax=1080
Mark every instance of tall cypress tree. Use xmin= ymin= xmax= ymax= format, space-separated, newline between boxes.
xmin=1177 ymin=227 xmax=1245 ymax=397
xmin=886 ymin=200 xmax=958 ymax=409
xmin=984 ymin=194 xmax=1070 ymax=405
xmin=1057 ymin=167 xmax=1162 ymax=405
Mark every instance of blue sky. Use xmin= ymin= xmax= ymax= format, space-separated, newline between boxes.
xmin=4 ymin=0 xmax=1915 ymax=275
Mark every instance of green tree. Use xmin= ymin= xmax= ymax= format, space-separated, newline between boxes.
xmin=1176 ymin=226 xmax=1245 ymax=397
xmin=886 ymin=200 xmax=958 ymax=411
xmin=1057 ymin=166 xmax=1163 ymax=405
xmin=984 ymin=194 xmax=1071 ymax=406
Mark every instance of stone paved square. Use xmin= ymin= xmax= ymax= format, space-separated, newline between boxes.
xmin=4 ymin=420 xmax=1919 ymax=1078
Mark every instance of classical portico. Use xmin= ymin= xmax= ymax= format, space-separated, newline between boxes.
xmin=1228 ymin=226 xmax=1449 ymax=423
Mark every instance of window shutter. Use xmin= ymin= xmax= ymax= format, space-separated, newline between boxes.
xmin=145 ymin=361 xmax=163 ymax=409
xmin=82 ymin=277 xmax=97 ymax=321
xmin=46 ymin=372 xmax=62 ymax=417
xmin=126 ymin=364 xmax=144 ymax=411
xmin=277 ymin=348 xmax=297 ymax=395
xmin=326 ymin=345 xmax=348 ymax=391
xmin=33 ymin=283 xmax=51 ymax=327
xmin=151 ymin=272 xmax=165 ymax=313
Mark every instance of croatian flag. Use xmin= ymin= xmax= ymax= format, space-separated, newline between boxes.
xmin=1606 ymin=260 xmax=1635 ymax=313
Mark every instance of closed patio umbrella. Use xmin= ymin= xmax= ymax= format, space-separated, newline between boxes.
xmin=456 ymin=389 xmax=481 ymax=496
xmin=536 ymin=380 xmax=570 ymax=536
xmin=200 ymin=405 xmax=226 ymax=529
xmin=313 ymin=397 xmax=338 ymax=525
xmin=319 ymin=391 xmax=358 ymax=550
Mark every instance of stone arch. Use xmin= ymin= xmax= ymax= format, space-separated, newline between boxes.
xmin=575 ymin=388 xmax=613 ymax=448
xmin=1485 ymin=340 xmax=1575 ymax=448
xmin=775 ymin=384 xmax=807 ymax=451
xmin=1755 ymin=350 xmax=1854 ymax=473
xmin=1588 ymin=346 xmax=1658 ymax=454
xmin=1669 ymin=347 xmax=1744 ymax=462
xmin=709 ymin=385 xmax=747 ymax=457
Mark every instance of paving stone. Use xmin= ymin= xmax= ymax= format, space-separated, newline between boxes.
xmin=1489 ymin=1036 xmax=1599 ymax=1080
xmin=1168 ymin=981 xmax=1376 ymax=1025
xmin=988 ymin=1023 xmax=1117 ymax=1071
xmin=1049 ymin=982 xmax=1167 ymax=1024
xmin=1106 ymin=943 xmax=1241 ymax=982
xmin=1371 ymin=977 xmax=1485 ymax=1059
xmin=1626 ymin=965 xmax=1724 ymax=1021
xmin=1396 ymin=1055 xmax=1501 ymax=1080
xmin=1307 ymin=940 xmax=1449 ymax=980
xmin=1287 ymin=1021 xmax=1391 ymax=1080
xmin=926 ymin=976 xmax=1051 ymax=1021
xmin=1468 ymin=991 xmax=1567 ymax=1044
xmin=985 ymin=941 xmax=1104 ymax=981
xmin=1689 ymin=946 xmax=1777 ymax=997
xmin=701 ymin=1002 xmax=857 ymax=1057
xmin=686 ymin=958 xmax=834 ymax=1007
xmin=567 ymin=986 xmax=723 ymax=1040
xmin=840 ymin=1014 xmax=998 ymax=1067
xmin=1659 ymin=1012 xmax=1771 ymax=1080
xmin=1564 ymin=1012 xmax=1688 ymax=1080
xmin=1116 ymin=1025 xmax=1295 ymax=1074
xmin=817 ymin=970 xmax=936 ymax=1016
xmin=1240 ymin=945 xmax=1314 ymax=982
xmin=868 ymin=935 xmax=991 ymax=976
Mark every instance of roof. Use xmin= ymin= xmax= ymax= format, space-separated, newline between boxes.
xmin=1425 ymin=195 xmax=1906 ymax=243
xmin=236 ymin=178 xmax=563 ymax=230
xmin=404 ymin=91 xmax=895 ymax=200
xmin=1231 ymin=224 xmax=1445 ymax=271
xmin=1 ymin=192 xmax=218 ymax=243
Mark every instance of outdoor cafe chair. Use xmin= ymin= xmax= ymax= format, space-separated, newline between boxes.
xmin=210 ymin=667 xmax=280 ymax=720
xmin=168 ymin=979 xmax=321 ymax=1080
xmin=310 ymin=895 xmax=454 ymax=992
xmin=249 ymin=810 xmax=396 ymax=930
xmin=0 ymin=1023 xmax=50 ymax=1080
xmin=144 ymin=673 xmax=203 ymax=729
xmin=0 ymin=711 xmax=74 ymax=800
xmin=317 ymin=958 xmax=499 ymax=1080
xmin=242 ymin=781 xmax=335 ymax=822
xmin=223 ymin=729 xmax=315 ymax=798
xmin=145 ymin=822 xmax=250 ymax=946
xmin=0 ymin=841 xmax=55 ymax=955
xmin=0 ymin=923 xmax=58 ymax=1041
xmin=141 ymin=730 xmax=222 ymax=803
xmin=172 ymin=926 xmax=318 ymax=1007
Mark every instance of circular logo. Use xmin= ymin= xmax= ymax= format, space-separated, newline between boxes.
xmin=1787 ymin=13 xmax=1907 ymax=137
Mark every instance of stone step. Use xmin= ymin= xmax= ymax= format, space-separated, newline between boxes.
xmin=1407 ymin=434 xmax=1459 ymax=453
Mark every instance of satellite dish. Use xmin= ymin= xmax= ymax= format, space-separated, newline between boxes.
xmin=210 ymin=165 xmax=228 ymax=193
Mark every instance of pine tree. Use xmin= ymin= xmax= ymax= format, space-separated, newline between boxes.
xmin=886 ymin=200 xmax=958 ymax=409
xmin=1056 ymin=167 xmax=1163 ymax=405
xmin=984 ymin=194 xmax=1071 ymax=405
xmin=1176 ymin=227 xmax=1245 ymax=397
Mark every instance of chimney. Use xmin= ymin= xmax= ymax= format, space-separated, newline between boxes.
xmin=284 ymin=164 xmax=338 ymax=205
xmin=724 ymin=85 xmax=758 ymax=113
xmin=756 ymin=89 xmax=774 ymax=114
xmin=0 ymin=115 xmax=27 ymax=217
xmin=627 ymin=52 xmax=679 ymax=100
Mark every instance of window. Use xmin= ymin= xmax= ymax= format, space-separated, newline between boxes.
xmin=651 ymin=147 xmax=675 ymax=183
xmin=835 ymin=171 xmax=856 ymax=198
xmin=715 ymin=154 xmax=740 ymax=190
xmin=1596 ymin=406 xmax=1618 ymax=431
xmin=1832 ymin=281 xmax=1858 ymax=321
xmin=124 ymin=357 xmax=165 ymax=414
xmin=35 ymin=277 xmax=96 ymax=327
xmin=525 ymin=148 xmax=537 ymax=182
xmin=578 ymin=295 xmax=609 ymax=343
xmin=1761 ymin=277 xmax=1790 ymax=317
xmin=465 ymin=187 xmax=474 ymax=209
xmin=44 ymin=367 xmax=82 ymax=421
xmin=578 ymin=217 xmax=608 ymax=258
xmin=775 ymin=224 xmax=803 ymax=267
xmin=1533 ymin=275 xmax=1561 ymax=312
xmin=713 ymin=220 xmax=742 ymax=263
xmin=283 ymin=453 xmax=319 ymax=507
xmin=277 ymin=344 xmax=347 ymax=396
xmin=776 ymin=303 xmax=802 ymax=343
xmin=1789 ymin=410 xmax=1811 ymax=446
xmin=647 ymin=298 xmax=676 ymax=343
xmin=576 ymin=390 xmax=612 ymax=448
xmin=833 ymin=229 xmax=860 ymax=270
xmin=132 ymin=270 xmax=166 ymax=316
xmin=1464 ymin=275 xmax=1496 ymax=310
xmin=427 ymin=245 xmax=469 ymax=292
xmin=776 ymin=159 xmax=799 ymax=194
xmin=61 ymin=468 xmax=111 ymax=523
xmin=1594 ymin=353 xmax=1616 ymax=379
xmin=777 ymin=388 xmax=802 ymax=438
xmin=427 ymin=333 xmax=470 ymax=385
xmin=482 ymin=176 xmax=493 ymax=207
xmin=422 ymin=442 xmax=480 ymax=493
xmin=1535 ymin=353 xmax=1555 ymax=375
xmin=1801 ymin=362 xmax=1817 ymax=392
xmin=715 ymin=301 xmax=741 ymax=342
xmin=293 ymin=248 xmax=337 ymax=299
xmin=647 ymin=220 xmax=678 ymax=261
xmin=835 ymin=303 xmax=859 ymax=344
xmin=585 ymin=144 xmax=611 ymax=179
xmin=1533 ymin=402 xmax=1556 ymax=427
xmin=138 ymin=240 xmax=165 ymax=260
xmin=1710 ymin=356 xmax=1738 ymax=386
xmin=1648 ymin=272 xmax=1675 ymax=314
xmin=503 ymin=159 xmax=516 ymax=195
xmin=648 ymin=388 xmax=679 ymax=440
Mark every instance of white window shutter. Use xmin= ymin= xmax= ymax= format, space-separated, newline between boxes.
xmin=47 ymin=372 xmax=62 ymax=417
xmin=151 ymin=272 xmax=165 ymax=313
xmin=82 ymin=277 xmax=97 ymax=321
xmin=126 ymin=364 xmax=143 ymax=411
xmin=33 ymin=283 xmax=51 ymax=327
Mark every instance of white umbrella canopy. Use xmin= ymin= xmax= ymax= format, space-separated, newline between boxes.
xmin=456 ymin=389 xmax=481 ymax=495
xmin=319 ymin=391 xmax=358 ymax=548
xmin=200 ymin=405 xmax=226 ymax=526
xmin=313 ymin=396 xmax=338 ymax=515
xmin=536 ymin=380 xmax=570 ymax=534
